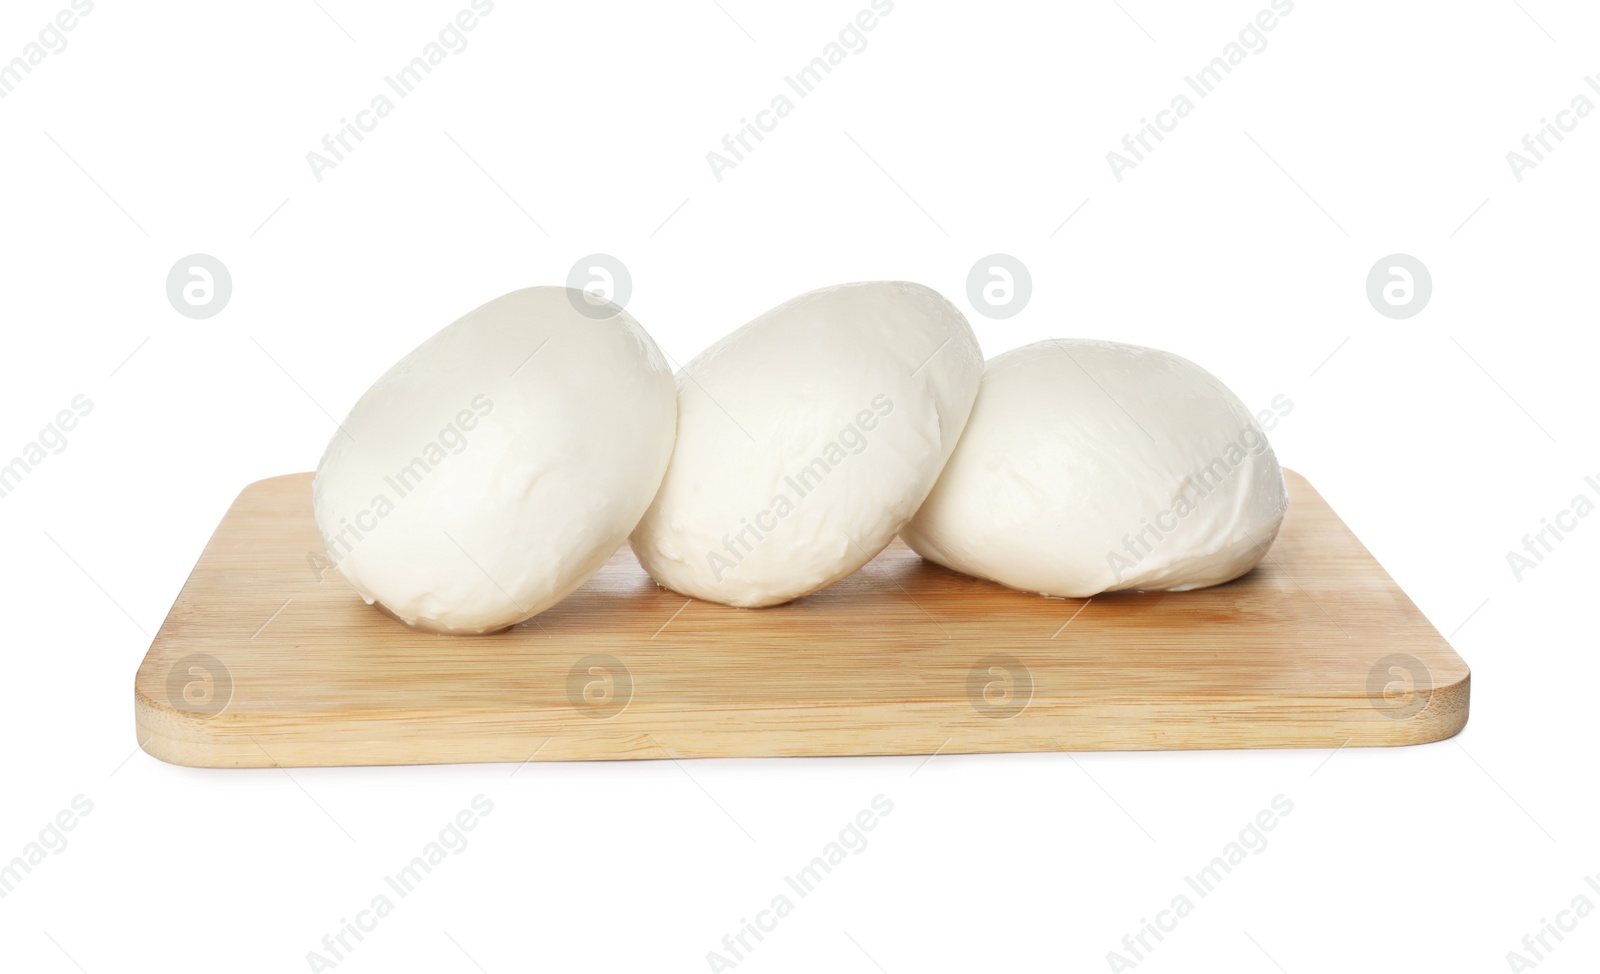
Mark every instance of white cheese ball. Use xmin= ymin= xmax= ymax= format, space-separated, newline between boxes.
xmin=630 ymin=281 xmax=983 ymax=607
xmin=901 ymin=339 xmax=1289 ymax=597
xmin=313 ymin=287 xmax=676 ymax=633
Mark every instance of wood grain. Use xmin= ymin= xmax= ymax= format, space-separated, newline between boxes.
xmin=133 ymin=470 xmax=1468 ymax=768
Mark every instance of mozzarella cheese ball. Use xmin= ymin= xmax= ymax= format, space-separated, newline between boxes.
xmin=630 ymin=281 xmax=983 ymax=607
xmin=901 ymin=339 xmax=1288 ymax=597
xmin=313 ymin=287 xmax=676 ymax=633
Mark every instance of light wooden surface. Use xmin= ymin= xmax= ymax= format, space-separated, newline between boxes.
xmin=134 ymin=470 xmax=1469 ymax=768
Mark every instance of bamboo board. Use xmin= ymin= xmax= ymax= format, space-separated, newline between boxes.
xmin=133 ymin=470 xmax=1468 ymax=768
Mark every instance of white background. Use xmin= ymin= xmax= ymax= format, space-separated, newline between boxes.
xmin=2 ymin=0 xmax=1596 ymax=971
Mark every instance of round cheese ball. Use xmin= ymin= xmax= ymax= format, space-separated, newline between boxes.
xmin=901 ymin=339 xmax=1288 ymax=597
xmin=629 ymin=281 xmax=983 ymax=607
xmin=313 ymin=287 xmax=676 ymax=633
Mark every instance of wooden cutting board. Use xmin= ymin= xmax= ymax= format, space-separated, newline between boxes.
xmin=133 ymin=470 xmax=1468 ymax=768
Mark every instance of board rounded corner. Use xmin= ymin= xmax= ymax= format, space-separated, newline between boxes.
xmin=1402 ymin=667 xmax=1471 ymax=747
